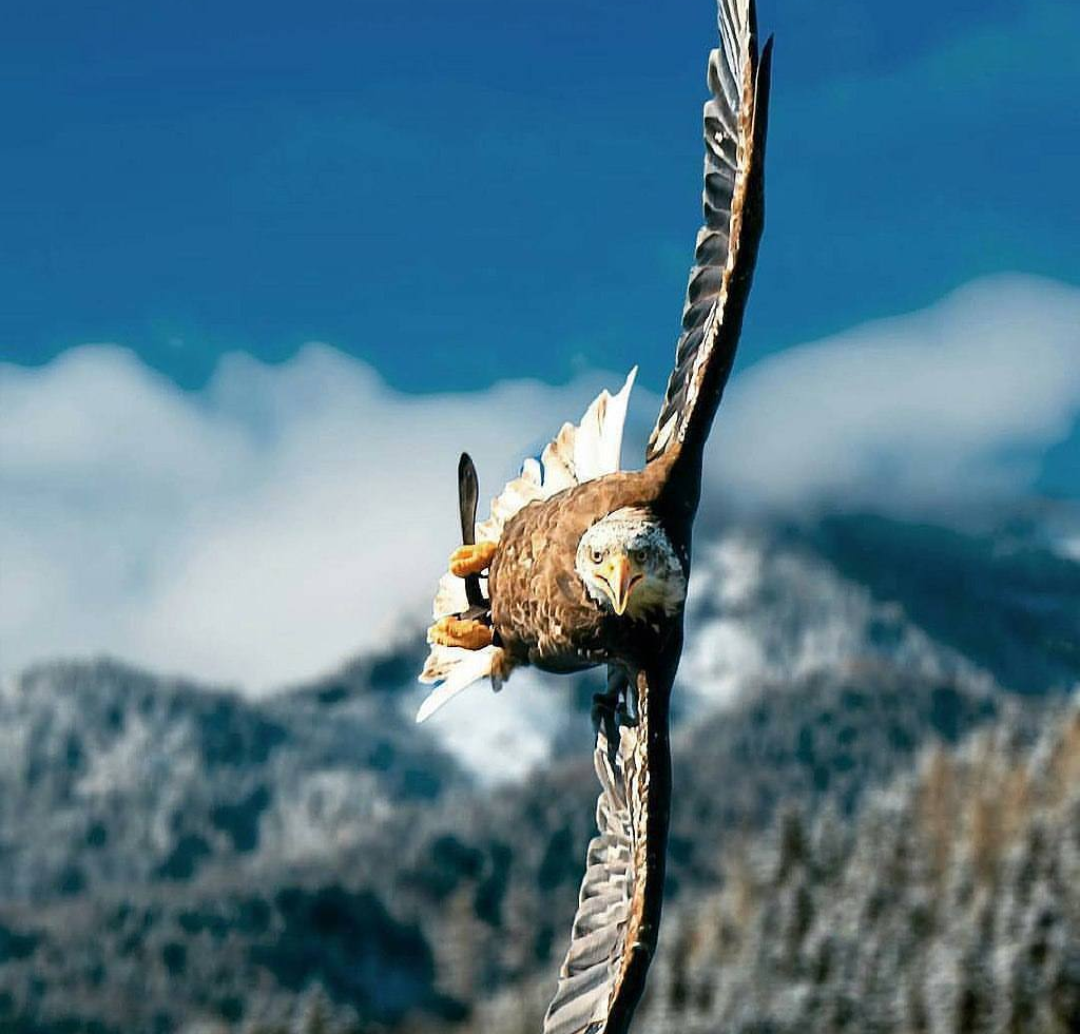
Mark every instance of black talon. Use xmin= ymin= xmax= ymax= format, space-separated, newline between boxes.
xmin=458 ymin=453 xmax=489 ymax=610
xmin=591 ymin=691 xmax=621 ymax=763
xmin=458 ymin=604 xmax=491 ymax=623
xmin=620 ymin=678 xmax=639 ymax=727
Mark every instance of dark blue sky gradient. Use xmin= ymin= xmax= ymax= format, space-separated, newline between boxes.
xmin=2 ymin=0 xmax=1078 ymax=399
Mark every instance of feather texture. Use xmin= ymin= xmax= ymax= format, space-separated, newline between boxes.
xmin=476 ymin=368 xmax=636 ymax=546
xmin=542 ymin=0 xmax=773 ymax=1018
xmin=417 ymin=369 xmax=637 ymax=720
xmin=418 ymin=5 xmax=773 ymax=1031
xmin=646 ymin=0 xmax=771 ymax=470
xmin=542 ymin=728 xmax=634 ymax=1034
xmin=542 ymin=656 xmax=677 ymax=1034
xmin=415 ymin=645 xmax=502 ymax=723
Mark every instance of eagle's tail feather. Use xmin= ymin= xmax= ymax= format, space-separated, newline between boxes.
xmin=416 ymin=644 xmax=505 ymax=723
xmin=474 ymin=367 xmax=638 ymax=544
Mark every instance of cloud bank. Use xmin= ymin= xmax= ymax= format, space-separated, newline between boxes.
xmin=2 ymin=275 xmax=1078 ymax=691
xmin=707 ymin=275 xmax=1080 ymax=512
xmin=1 ymin=350 xmax=635 ymax=690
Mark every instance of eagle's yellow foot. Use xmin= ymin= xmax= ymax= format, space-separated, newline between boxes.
xmin=428 ymin=615 xmax=494 ymax=651
xmin=449 ymin=540 xmax=497 ymax=578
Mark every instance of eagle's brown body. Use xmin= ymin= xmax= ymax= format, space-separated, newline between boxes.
xmin=489 ymin=458 xmax=683 ymax=673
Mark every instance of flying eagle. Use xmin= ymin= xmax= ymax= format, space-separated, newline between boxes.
xmin=417 ymin=1 xmax=772 ymax=1031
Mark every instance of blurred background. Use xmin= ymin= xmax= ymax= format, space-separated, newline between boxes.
xmin=1 ymin=1 xmax=1079 ymax=1032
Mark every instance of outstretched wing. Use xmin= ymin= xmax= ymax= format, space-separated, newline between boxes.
xmin=647 ymin=0 xmax=772 ymax=469
xmin=542 ymin=650 xmax=679 ymax=1034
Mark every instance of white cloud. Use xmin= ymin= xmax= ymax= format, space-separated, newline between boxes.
xmin=2 ymin=274 xmax=1078 ymax=692
xmin=0 ymin=346 xmax=642 ymax=691
xmin=707 ymin=275 xmax=1080 ymax=512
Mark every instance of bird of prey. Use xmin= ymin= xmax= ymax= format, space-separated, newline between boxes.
xmin=417 ymin=2 xmax=772 ymax=1031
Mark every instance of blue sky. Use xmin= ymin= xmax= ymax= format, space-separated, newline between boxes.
xmin=2 ymin=1 xmax=1080 ymax=687
xmin=3 ymin=0 xmax=1078 ymax=392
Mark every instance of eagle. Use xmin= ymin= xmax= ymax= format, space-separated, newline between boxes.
xmin=417 ymin=2 xmax=772 ymax=1031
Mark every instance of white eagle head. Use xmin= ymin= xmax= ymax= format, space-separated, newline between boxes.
xmin=575 ymin=508 xmax=686 ymax=620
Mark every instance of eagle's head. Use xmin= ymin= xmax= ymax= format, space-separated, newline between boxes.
xmin=575 ymin=508 xmax=686 ymax=620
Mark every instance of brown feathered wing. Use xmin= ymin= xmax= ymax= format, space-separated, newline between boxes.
xmin=647 ymin=0 xmax=772 ymax=471
xmin=541 ymin=654 xmax=678 ymax=1034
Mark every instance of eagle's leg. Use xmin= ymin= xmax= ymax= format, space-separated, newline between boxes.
xmin=428 ymin=615 xmax=494 ymax=651
xmin=449 ymin=540 xmax=497 ymax=578
xmin=592 ymin=666 xmax=636 ymax=762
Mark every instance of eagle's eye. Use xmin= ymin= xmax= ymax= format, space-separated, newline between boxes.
xmin=630 ymin=547 xmax=646 ymax=565
xmin=590 ymin=547 xmax=604 ymax=564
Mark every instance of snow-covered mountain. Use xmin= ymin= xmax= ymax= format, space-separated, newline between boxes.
xmin=0 ymin=511 xmax=1077 ymax=1033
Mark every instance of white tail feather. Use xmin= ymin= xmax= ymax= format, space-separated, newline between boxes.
xmin=417 ymin=368 xmax=638 ymax=720
xmin=416 ymin=645 xmax=501 ymax=723
xmin=432 ymin=569 xmax=469 ymax=620
xmin=571 ymin=366 xmax=636 ymax=482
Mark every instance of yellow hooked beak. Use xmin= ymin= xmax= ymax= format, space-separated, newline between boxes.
xmin=598 ymin=552 xmax=644 ymax=616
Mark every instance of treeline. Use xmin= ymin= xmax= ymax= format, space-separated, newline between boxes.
xmin=452 ymin=700 xmax=1080 ymax=1034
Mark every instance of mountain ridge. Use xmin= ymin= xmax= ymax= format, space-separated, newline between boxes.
xmin=0 ymin=512 xmax=1077 ymax=1032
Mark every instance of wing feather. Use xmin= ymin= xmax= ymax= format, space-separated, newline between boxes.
xmin=646 ymin=0 xmax=772 ymax=470
xmin=541 ymin=655 xmax=678 ymax=1034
